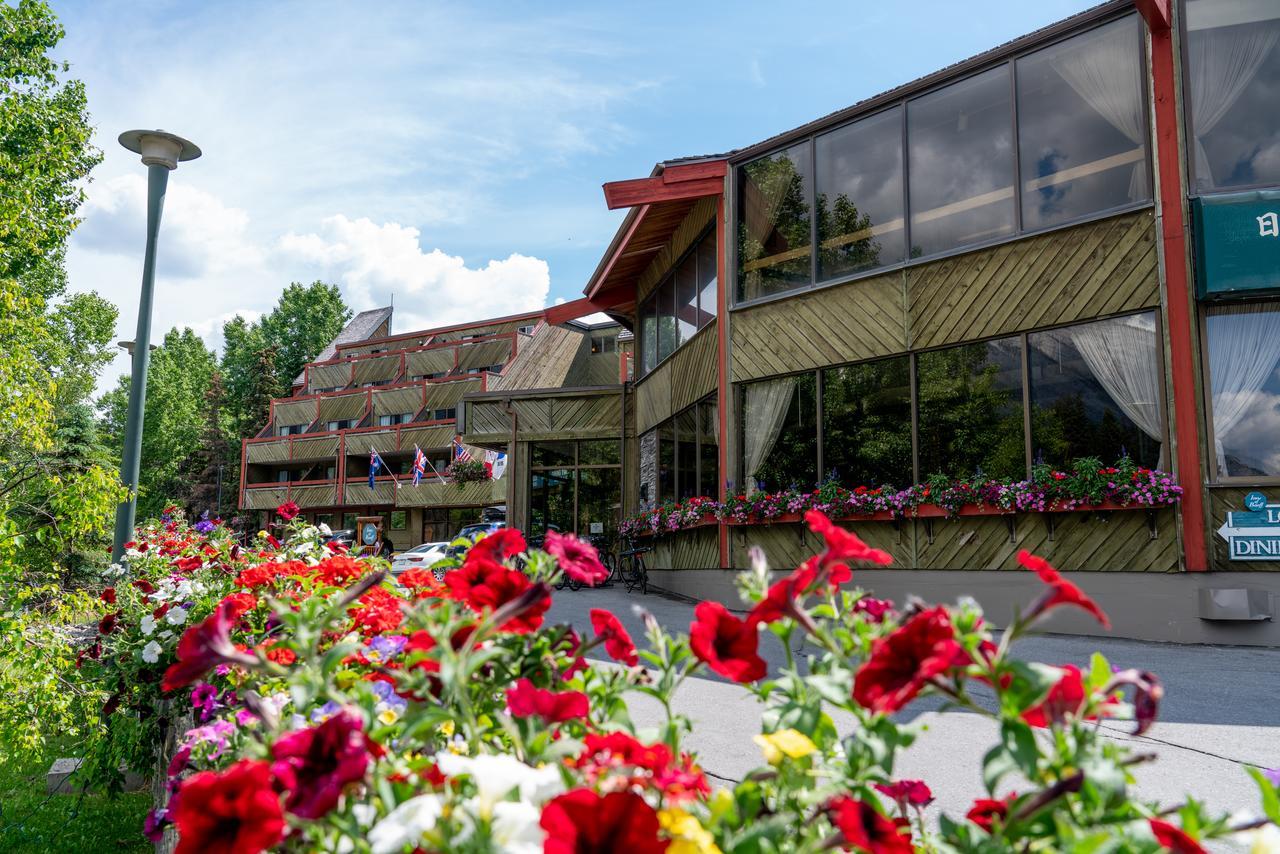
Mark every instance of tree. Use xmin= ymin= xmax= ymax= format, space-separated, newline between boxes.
xmin=175 ymin=371 xmax=232 ymax=520
xmin=258 ymin=281 xmax=351 ymax=391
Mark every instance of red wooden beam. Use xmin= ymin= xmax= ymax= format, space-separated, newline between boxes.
xmin=585 ymin=206 xmax=649 ymax=299
xmin=604 ymin=176 xmax=726 ymax=210
xmin=716 ymin=194 xmax=730 ymax=570
xmin=1135 ymin=0 xmax=1171 ymax=32
xmin=1147 ymin=16 xmax=1207 ymax=571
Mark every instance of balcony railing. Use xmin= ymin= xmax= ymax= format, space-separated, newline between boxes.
xmin=243 ymin=473 xmax=503 ymax=512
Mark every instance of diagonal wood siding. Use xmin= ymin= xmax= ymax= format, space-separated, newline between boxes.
xmin=489 ymin=324 xmax=582 ymax=391
xmin=732 ymin=271 xmax=907 ymax=381
xmin=908 ymin=211 xmax=1158 ymax=349
xmin=648 ymin=526 xmax=720 ymax=571
xmin=635 ymin=323 xmax=717 ymax=434
xmin=637 ymin=196 xmax=718 ymax=304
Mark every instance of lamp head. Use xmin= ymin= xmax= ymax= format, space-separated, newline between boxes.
xmin=118 ymin=129 xmax=201 ymax=170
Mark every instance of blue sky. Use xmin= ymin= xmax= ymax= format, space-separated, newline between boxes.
xmin=53 ymin=0 xmax=1101 ymax=392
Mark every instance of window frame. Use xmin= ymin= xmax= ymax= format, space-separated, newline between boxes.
xmin=636 ymin=227 xmax=719 ymax=379
xmin=735 ymin=307 xmax=1169 ymax=489
xmin=528 ymin=439 xmax=624 ymax=536
xmin=729 ymin=11 xmax=1153 ymax=312
xmin=639 ymin=394 xmax=719 ymax=504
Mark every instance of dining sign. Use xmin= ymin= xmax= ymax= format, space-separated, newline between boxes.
xmin=1217 ymin=492 xmax=1280 ymax=561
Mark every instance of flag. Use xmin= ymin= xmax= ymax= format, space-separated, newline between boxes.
xmin=485 ymin=449 xmax=507 ymax=480
xmin=412 ymin=445 xmax=427 ymax=487
xmin=368 ymin=448 xmax=382 ymax=489
xmin=453 ymin=437 xmax=472 ymax=462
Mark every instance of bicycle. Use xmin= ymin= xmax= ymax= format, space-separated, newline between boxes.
xmin=616 ymin=535 xmax=649 ymax=595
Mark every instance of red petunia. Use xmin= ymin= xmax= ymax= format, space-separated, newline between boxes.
xmin=545 ymin=530 xmax=609 ymax=586
xmin=966 ymin=793 xmax=1017 ymax=832
xmin=314 ymin=554 xmax=367 ymax=587
xmin=540 ymin=789 xmax=666 ymax=854
xmin=1149 ymin=819 xmax=1206 ymax=854
xmin=805 ymin=510 xmax=893 ymax=565
xmin=826 ymin=795 xmax=913 ymax=854
xmin=444 ymin=558 xmax=549 ymax=633
xmin=466 ymin=527 xmax=526 ymax=563
xmin=874 ymin=779 xmax=934 ymax=807
xmin=98 ymin=611 xmax=121 ymax=635
xmin=1021 ymin=664 xmax=1100 ymax=728
xmin=220 ymin=593 xmax=258 ymax=622
xmin=506 ymin=678 xmax=589 ymax=723
xmin=236 ymin=559 xmax=307 ymax=589
xmin=1018 ymin=550 xmax=1111 ymax=628
xmin=175 ymin=556 xmax=203 ymax=572
xmin=100 ymin=587 xmax=116 ymax=605
xmin=276 ymin=501 xmax=300 ymax=521
xmin=264 ymin=644 xmax=296 ymax=666
xmin=132 ymin=578 xmax=156 ymax=595
xmin=852 ymin=606 xmax=962 ymax=713
xmin=269 ymin=709 xmax=371 ymax=820
xmin=162 ymin=601 xmax=257 ymax=692
xmin=689 ymin=601 xmax=767 ymax=683
xmin=347 ymin=586 xmax=404 ymax=635
xmin=590 ymin=608 xmax=639 ymax=666
xmin=171 ymin=759 xmax=285 ymax=854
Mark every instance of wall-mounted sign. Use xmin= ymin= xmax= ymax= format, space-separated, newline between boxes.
xmin=1193 ymin=190 xmax=1280 ymax=300
xmin=1217 ymin=492 xmax=1280 ymax=560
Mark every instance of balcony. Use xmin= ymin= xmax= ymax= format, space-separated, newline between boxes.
xmin=242 ymin=480 xmax=338 ymax=510
xmin=396 ymin=478 xmax=505 ymax=508
xmin=245 ymin=434 xmax=339 ymax=465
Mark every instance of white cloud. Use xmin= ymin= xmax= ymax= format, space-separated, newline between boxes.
xmin=278 ymin=215 xmax=550 ymax=331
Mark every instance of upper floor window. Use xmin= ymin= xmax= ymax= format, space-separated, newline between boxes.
xmin=518 ymin=324 xmax=537 ymax=335
xmin=433 ymin=408 xmax=457 ymax=421
xmin=733 ymin=15 xmax=1150 ymax=303
xmin=637 ymin=230 xmax=717 ymax=377
xmin=1184 ymin=0 xmax=1280 ymax=193
xmin=590 ymin=334 xmax=617 ymax=354
xmin=277 ymin=424 xmax=306 ymax=436
xmin=378 ymin=413 xmax=410 ymax=427
xmin=326 ymin=419 xmax=353 ymax=431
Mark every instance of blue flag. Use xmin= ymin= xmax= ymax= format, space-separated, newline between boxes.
xmin=368 ymin=448 xmax=382 ymax=489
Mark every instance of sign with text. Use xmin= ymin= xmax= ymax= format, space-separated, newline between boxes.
xmin=1217 ymin=492 xmax=1280 ymax=561
xmin=1193 ymin=190 xmax=1280 ymax=300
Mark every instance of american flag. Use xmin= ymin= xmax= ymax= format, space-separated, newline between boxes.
xmin=452 ymin=437 xmax=472 ymax=462
xmin=412 ymin=445 xmax=427 ymax=486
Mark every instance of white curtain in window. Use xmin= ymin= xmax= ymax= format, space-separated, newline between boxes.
xmin=1051 ymin=20 xmax=1146 ymax=200
xmin=1070 ymin=314 xmax=1162 ymax=442
xmin=1187 ymin=20 xmax=1280 ymax=189
xmin=742 ymin=378 xmax=795 ymax=494
xmin=1207 ymin=304 xmax=1280 ymax=472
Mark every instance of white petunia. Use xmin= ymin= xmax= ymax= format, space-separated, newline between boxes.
xmin=141 ymin=641 xmax=163 ymax=664
xmin=1243 ymin=824 xmax=1280 ymax=854
xmin=434 ymin=753 xmax=563 ymax=814
xmin=165 ymin=607 xmax=188 ymax=626
xmin=158 ymin=630 xmax=174 ymax=642
xmin=140 ymin=615 xmax=157 ymax=636
xmin=490 ymin=800 xmax=544 ymax=854
xmin=368 ymin=795 xmax=444 ymax=854
xmin=319 ymin=523 xmax=332 ymax=536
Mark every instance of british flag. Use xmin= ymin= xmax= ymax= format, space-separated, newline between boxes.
xmin=412 ymin=445 xmax=427 ymax=486
xmin=452 ymin=436 xmax=472 ymax=462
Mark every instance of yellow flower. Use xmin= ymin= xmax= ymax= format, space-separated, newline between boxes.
xmin=659 ymin=808 xmax=722 ymax=854
xmin=752 ymin=729 xmax=817 ymax=765
xmin=377 ymin=706 xmax=400 ymax=725
xmin=439 ymin=720 xmax=455 ymax=737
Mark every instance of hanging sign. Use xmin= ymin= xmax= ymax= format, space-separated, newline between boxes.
xmin=1217 ymin=492 xmax=1280 ymax=561
xmin=1193 ymin=190 xmax=1280 ymax=300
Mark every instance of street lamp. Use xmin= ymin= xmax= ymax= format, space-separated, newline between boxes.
xmin=110 ymin=130 xmax=201 ymax=563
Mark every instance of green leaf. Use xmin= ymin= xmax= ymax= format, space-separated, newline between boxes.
xmin=1247 ymin=767 xmax=1280 ymax=824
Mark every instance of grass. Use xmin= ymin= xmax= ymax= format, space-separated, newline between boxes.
xmin=0 ymin=739 xmax=150 ymax=853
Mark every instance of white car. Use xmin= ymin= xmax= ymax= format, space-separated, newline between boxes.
xmin=390 ymin=542 xmax=448 ymax=575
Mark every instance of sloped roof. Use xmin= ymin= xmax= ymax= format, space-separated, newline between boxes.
xmin=293 ymin=306 xmax=393 ymax=385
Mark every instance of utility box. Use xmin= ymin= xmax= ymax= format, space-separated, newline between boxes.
xmin=1197 ymin=588 xmax=1273 ymax=621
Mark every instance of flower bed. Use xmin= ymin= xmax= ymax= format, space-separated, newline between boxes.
xmin=69 ymin=503 xmax=1279 ymax=853
xmin=622 ymin=456 xmax=1182 ymax=538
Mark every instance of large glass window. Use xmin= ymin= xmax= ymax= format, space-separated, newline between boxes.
xmin=1184 ymin=0 xmax=1280 ymax=193
xmin=822 ymin=357 xmax=913 ymax=487
xmin=639 ymin=396 xmax=720 ymax=504
xmin=908 ymin=66 xmax=1015 ymax=257
xmin=917 ymin=338 xmax=1026 ymax=479
xmin=816 ymin=106 xmax=905 ymax=280
xmin=529 ymin=440 xmax=623 ymax=537
xmin=737 ymin=142 xmax=813 ymax=302
xmin=657 ymin=422 xmax=675 ymax=503
xmin=638 ymin=230 xmax=718 ymax=377
xmin=698 ymin=400 xmax=719 ymax=497
xmin=529 ymin=469 xmax=574 ymax=536
xmin=742 ymin=374 xmax=817 ymax=492
xmin=1206 ymin=302 xmax=1280 ymax=478
xmin=1017 ymin=17 xmax=1149 ymax=230
xmin=1028 ymin=312 xmax=1162 ymax=469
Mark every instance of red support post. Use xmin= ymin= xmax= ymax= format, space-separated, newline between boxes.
xmin=716 ymin=194 xmax=730 ymax=569
xmin=1145 ymin=9 xmax=1208 ymax=571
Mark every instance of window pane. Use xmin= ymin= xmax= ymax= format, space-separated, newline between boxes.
xmin=578 ymin=439 xmax=620 ymax=466
xmin=657 ymin=281 xmax=679 ymax=362
xmin=696 ymin=233 xmax=717 ymax=327
xmin=1028 ymin=312 xmax=1162 ymax=468
xmin=917 ymin=338 xmax=1026 ymax=480
xmin=658 ymin=421 xmax=675 ymax=503
xmin=531 ymin=441 xmax=574 ymax=468
xmin=1017 ymin=17 xmax=1149 ymax=230
xmin=641 ymin=298 xmax=657 ymax=376
xmin=816 ymin=106 xmax=905 ymax=280
xmin=675 ymin=254 xmax=698 ymax=345
xmin=908 ymin=66 xmax=1015 ymax=257
xmin=578 ymin=468 xmax=621 ymax=539
xmin=737 ymin=141 xmax=813 ymax=302
xmin=1185 ymin=0 xmax=1280 ymax=192
xmin=699 ymin=398 xmax=719 ymax=496
xmin=676 ymin=408 xmax=698 ymax=500
xmin=530 ymin=468 xmax=574 ymax=536
xmin=822 ymin=358 xmax=913 ymax=487
xmin=1206 ymin=303 xmax=1280 ymax=477
xmin=742 ymin=374 xmax=817 ymax=491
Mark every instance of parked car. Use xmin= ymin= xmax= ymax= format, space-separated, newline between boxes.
xmin=324 ymin=529 xmax=356 ymax=549
xmin=445 ymin=521 xmax=506 ymax=559
xmin=390 ymin=542 xmax=448 ymax=574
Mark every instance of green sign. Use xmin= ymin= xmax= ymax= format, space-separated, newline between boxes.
xmin=1217 ymin=492 xmax=1280 ymax=561
xmin=1192 ymin=190 xmax=1280 ymax=299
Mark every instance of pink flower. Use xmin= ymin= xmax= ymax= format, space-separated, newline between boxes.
xmin=545 ymin=530 xmax=609 ymax=586
xmin=269 ymin=709 xmax=371 ymax=819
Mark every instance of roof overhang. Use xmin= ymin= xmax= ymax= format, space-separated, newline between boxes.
xmin=602 ymin=159 xmax=727 ymax=210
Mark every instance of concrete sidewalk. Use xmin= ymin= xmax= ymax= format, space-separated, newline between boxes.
xmin=546 ymin=584 xmax=1280 ymax=822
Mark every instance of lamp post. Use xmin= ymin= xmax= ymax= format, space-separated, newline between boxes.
xmin=111 ymin=130 xmax=201 ymax=563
